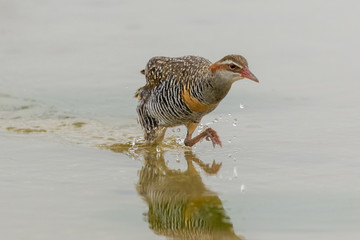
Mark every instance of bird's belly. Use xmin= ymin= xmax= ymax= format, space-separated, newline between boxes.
xmin=147 ymin=99 xmax=203 ymax=127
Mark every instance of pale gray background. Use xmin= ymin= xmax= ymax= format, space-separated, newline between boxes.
xmin=1 ymin=0 xmax=359 ymax=239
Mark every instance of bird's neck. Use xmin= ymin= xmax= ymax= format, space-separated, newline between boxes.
xmin=201 ymin=75 xmax=233 ymax=105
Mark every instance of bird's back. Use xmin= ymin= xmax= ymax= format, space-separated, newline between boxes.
xmin=135 ymin=56 xmax=212 ymax=99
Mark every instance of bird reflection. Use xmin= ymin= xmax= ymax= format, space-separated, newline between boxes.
xmin=136 ymin=149 xmax=244 ymax=240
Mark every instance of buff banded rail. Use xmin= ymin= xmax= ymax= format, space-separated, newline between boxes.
xmin=135 ymin=55 xmax=258 ymax=147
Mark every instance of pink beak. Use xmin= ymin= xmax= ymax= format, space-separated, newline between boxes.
xmin=240 ymin=67 xmax=259 ymax=83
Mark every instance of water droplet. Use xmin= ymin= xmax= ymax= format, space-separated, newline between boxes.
xmin=232 ymin=118 xmax=238 ymax=127
xmin=197 ymin=124 xmax=204 ymax=133
xmin=213 ymin=118 xmax=218 ymax=123
xmin=131 ymin=138 xmax=136 ymax=147
xmin=176 ymin=137 xmax=184 ymax=144
xmin=156 ymin=146 xmax=161 ymax=153
xmin=239 ymin=104 xmax=244 ymax=109
xmin=228 ymin=140 xmax=232 ymax=144
xmin=177 ymin=128 xmax=181 ymax=132
xmin=174 ymin=153 xmax=181 ymax=162
xmin=233 ymin=167 xmax=238 ymax=178
xmin=240 ymin=184 xmax=246 ymax=192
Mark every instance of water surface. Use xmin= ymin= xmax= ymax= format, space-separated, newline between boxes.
xmin=1 ymin=0 xmax=360 ymax=239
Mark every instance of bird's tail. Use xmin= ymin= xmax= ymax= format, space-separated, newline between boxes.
xmin=134 ymin=69 xmax=146 ymax=99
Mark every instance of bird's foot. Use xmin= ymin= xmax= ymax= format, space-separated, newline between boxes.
xmin=204 ymin=128 xmax=222 ymax=147
xmin=184 ymin=127 xmax=222 ymax=147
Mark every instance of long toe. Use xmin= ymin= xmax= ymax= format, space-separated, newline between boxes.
xmin=205 ymin=128 xmax=222 ymax=148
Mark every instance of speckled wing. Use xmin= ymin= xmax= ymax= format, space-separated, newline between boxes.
xmin=135 ymin=56 xmax=212 ymax=99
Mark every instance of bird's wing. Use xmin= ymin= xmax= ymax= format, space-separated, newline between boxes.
xmin=143 ymin=56 xmax=186 ymax=87
xmin=139 ymin=56 xmax=211 ymax=93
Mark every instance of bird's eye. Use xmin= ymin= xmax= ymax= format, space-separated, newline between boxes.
xmin=229 ymin=64 xmax=236 ymax=69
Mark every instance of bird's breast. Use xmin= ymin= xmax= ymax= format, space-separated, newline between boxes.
xmin=182 ymin=88 xmax=218 ymax=112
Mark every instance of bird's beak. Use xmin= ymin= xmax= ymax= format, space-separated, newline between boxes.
xmin=240 ymin=67 xmax=259 ymax=83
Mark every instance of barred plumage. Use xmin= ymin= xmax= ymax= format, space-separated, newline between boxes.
xmin=135 ymin=55 xmax=258 ymax=147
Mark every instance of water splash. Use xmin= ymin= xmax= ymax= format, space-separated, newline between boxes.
xmin=233 ymin=167 xmax=238 ymax=178
xmin=98 ymin=135 xmax=189 ymax=159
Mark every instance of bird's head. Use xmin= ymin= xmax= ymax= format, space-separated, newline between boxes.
xmin=209 ymin=55 xmax=259 ymax=83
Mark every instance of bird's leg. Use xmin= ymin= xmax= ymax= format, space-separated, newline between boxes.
xmin=145 ymin=126 xmax=167 ymax=145
xmin=184 ymin=123 xmax=222 ymax=147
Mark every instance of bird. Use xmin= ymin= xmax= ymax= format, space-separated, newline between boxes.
xmin=135 ymin=54 xmax=258 ymax=147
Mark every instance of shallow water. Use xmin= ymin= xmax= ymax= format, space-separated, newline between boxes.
xmin=1 ymin=0 xmax=360 ymax=239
